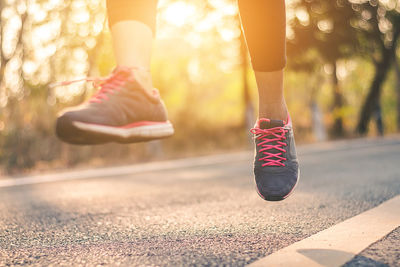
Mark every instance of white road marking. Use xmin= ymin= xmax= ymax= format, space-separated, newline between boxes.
xmin=248 ymin=195 xmax=400 ymax=267
xmin=0 ymin=152 xmax=251 ymax=188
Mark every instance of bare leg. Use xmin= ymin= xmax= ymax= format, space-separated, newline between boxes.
xmin=111 ymin=21 xmax=153 ymax=70
xmin=107 ymin=0 xmax=158 ymax=90
xmin=238 ymin=0 xmax=287 ymax=121
xmin=110 ymin=21 xmax=154 ymax=90
xmin=255 ymin=70 xmax=288 ymax=121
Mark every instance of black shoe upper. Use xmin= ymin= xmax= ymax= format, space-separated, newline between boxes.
xmin=253 ymin=118 xmax=299 ymax=201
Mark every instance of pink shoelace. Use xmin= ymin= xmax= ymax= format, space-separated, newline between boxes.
xmin=251 ymin=126 xmax=288 ymax=167
xmin=49 ymin=67 xmax=148 ymax=103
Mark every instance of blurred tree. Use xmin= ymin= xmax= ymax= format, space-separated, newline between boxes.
xmin=288 ymin=0 xmax=359 ymax=137
xmin=0 ymin=0 xmax=107 ymax=172
xmin=0 ymin=0 xmax=32 ymax=171
xmin=355 ymin=1 xmax=400 ymax=135
xmin=289 ymin=0 xmax=400 ymax=136
xmin=395 ymin=51 xmax=400 ymax=131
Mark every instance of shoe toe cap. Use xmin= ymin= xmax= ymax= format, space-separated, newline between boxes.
xmin=254 ymin=163 xmax=299 ymax=201
xmin=55 ymin=110 xmax=107 ymax=144
xmin=55 ymin=112 xmax=74 ymax=139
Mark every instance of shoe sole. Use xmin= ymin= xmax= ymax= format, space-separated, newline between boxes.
xmin=255 ymin=169 xmax=300 ymax=202
xmin=56 ymin=117 xmax=174 ymax=145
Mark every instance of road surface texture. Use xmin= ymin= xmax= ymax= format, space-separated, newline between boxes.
xmin=0 ymin=136 xmax=399 ymax=266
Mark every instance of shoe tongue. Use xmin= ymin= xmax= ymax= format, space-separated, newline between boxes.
xmin=259 ymin=119 xmax=285 ymax=129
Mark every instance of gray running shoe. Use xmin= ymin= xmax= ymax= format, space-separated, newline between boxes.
xmin=251 ymin=117 xmax=299 ymax=201
xmin=55 ymin=67 xmax=174 ymax=145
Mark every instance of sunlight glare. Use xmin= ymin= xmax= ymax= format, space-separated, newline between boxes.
xmin=162 ymin=1 xmax=196 ymax=27
xmin=219 ymin=28 xmax=240 ymax=42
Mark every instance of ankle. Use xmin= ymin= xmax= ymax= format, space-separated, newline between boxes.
xmin=131 ymin=68 xmax=154 ymax=90
xmin=259 ymin=101 xmax=288 ymax=121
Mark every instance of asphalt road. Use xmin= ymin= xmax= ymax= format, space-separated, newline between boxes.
xmin=0 ymin=136 xmax=399 ymax=266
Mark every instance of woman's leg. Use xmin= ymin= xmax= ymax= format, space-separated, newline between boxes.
xmin=238 ymin=0 xmax=287 ymax=121
xmin=239 ymin=0 xmax=299 ymax=202
xmin=106 ymin=0 xmax=158 ymax=89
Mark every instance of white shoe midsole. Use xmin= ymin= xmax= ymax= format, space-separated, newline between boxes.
xmin=73 ymin=121 xmax=174 ymax=138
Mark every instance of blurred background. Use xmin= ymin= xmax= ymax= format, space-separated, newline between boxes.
xmin=0 ymin=0 xmax=399 ymax=175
